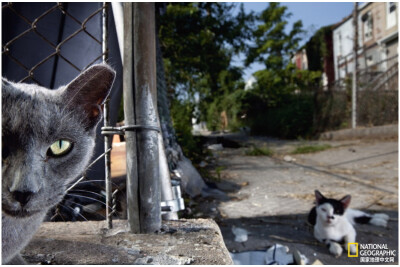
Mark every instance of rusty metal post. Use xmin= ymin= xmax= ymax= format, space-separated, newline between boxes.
xmin=123 ymin=2 xmax=140 ymax=233
xmin=102 ymin=2 xmax=113 ymax=229
xmin=133 ymin=2 xmax=161 ymax=233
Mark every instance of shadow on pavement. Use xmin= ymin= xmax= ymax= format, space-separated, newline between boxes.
xmin=216 ymin=211 xmax=398 ymax=265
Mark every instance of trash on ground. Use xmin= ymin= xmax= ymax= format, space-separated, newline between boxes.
xmin=230 ymin=244 xmax=310 ymax=265
xmin=208 ymin=144 xmax=224 ymax=151
xmin=231 ymin=226 xmax=248 ymax=243
xmin=265 ymin=244 xmax=294 ymax=265
xmin=312 ymin=259 xmax=324 ymax=265
xmin=293 ymin=248 xmax=309 ymax=265
xmin=230 ymin=251 xmax=266 ymax=265
xmin=283 ymin=155 xmax=296 ymax=162
xmin=199 ymin=161 xmax=207 ymax=167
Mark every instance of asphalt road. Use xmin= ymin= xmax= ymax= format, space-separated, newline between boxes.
xmin=198 ymin=134 xmax=398 ymax=265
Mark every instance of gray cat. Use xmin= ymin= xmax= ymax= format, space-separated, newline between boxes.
xmin=2 ymin=64 xmax=115 ymax=264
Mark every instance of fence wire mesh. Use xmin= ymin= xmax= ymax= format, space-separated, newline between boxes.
xmin=2 ymin=2 xmax=116 ymax=222
xmin=2 ymin=2 xmax=106 ymax=86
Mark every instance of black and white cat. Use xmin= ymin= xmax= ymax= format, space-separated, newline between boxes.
xmin=2 ymin=64 xmax=115 ymax=264
xmin=308 ymin=190 xmax=389 ymax=257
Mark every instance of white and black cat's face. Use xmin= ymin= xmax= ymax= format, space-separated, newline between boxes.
xmin=2 ymin=64 xmax=115 ymax=218
xmin=315 ymin=190 xmax=351 ymax=226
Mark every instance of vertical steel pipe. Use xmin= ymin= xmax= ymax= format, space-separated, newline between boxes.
xmin=159 ymin=133 xmax=178 ymax=220
xmin=133 ymin=2 xmax=161 ymax=233
xmin=123 ymin=2 xmax=140 ymax=233
xmin=102 ymin=2 xmax=113 ymax=229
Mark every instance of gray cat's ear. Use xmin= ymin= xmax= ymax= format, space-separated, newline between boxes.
xmin=64 ymin=64 xmax=115 ymax=130
xmin=2 ymin=78 xmax=11 ymax=90
xmin=340 ymin=195 xmax=351 ymax=209
xmin=315 ymin=190 xmax=325 ymax=204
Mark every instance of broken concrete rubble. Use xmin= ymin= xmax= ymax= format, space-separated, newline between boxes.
xmin=21 ymin=219 xmax=233 ymax=265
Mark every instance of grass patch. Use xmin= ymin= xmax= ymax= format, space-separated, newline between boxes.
xmin=291 ymin=144 xmax=332 ymax=154
xmin=245 ymin=146 xmax=274 ymax=156
xmin=215 ymin=166 xmax=226 ymax=181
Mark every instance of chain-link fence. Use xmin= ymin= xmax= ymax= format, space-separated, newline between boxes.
xmin=2 ymin=2 xmax=107 ymax=86
xmin=315 ymin=56 xmax=398 ymax=131
xmin=2 ymin=2 xmax=119 ymax=223
xmin=3 ymin=3 xmax=182 ymax=232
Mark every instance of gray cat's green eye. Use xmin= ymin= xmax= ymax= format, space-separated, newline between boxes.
xmin=47 ymin=140 xmax=72 ymax=157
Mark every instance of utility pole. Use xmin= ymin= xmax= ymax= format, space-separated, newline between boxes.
xmin=352 ymin=2 xmax=358 ymax=129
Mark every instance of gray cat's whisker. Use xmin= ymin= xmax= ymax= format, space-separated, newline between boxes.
xmin=57 ymin=203 xmax=89 ymax=222
xmin=65 ymin=201 xmax=107 ymax=219
xmin=66 ymin=148 xmax=112 ymax=192
xmin=69 ymin=189 xmax=105 ymax=199
xmin=71 ymin=179 xmax=123 ymax=190
xmin=66 ymin=193 xmax=106 ymax=206
xmin=74 ymin=179 xmax=105 ymax=183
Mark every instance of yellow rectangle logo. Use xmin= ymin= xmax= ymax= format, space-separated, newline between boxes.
xmin=348 ymin=243 xmax=358 ymax=257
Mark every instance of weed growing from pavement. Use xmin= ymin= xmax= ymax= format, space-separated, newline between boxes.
xmin=245 ymin=146 xmax=274 ymax=156
xmin=291 ymin=144 xmax=332 ymax=154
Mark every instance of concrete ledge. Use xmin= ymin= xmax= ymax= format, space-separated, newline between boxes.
xmin=22 ymin=219 xmax=233 ymax=265
xmin=320 ymin=124 xmax=398 ymax=141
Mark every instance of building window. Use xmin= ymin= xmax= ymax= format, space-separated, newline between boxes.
xmin=387 ymin=2 xmax=397 ymax=29
xmin=362 ymin=11 xmax=373 ymax=42
xmin=366 ymin=55 xmax=374 ymax=67
xmin=337 ymin=32 xmax=342 ymax=57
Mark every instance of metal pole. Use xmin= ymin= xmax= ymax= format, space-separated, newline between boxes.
xmin=111 ymin=2 xmax=124 ymax=64
xmin=133 ymin=2 xmax=161 ymax=233
xmin=159 ymin=132 xmax=178 ymax=220
xmin=123 ymin=2 xmax=140 ymax=233
xmin=155 ymin=37 xmax=178 ymax=220
xmin=102 ymin=2 xmax=113 ymax=230
xmin=352 ymin=2 xmax=358 ymax=129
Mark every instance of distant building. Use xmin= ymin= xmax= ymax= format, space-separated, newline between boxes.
xmin=292 ymin=26 xmax=335 ymax=88
xmin=292 ymin=48 xmax=308 ymax=70
xmin=333 ymin=2 xmax=398 ymax=82
xmin=359 ymin=2 xmax=398 ymax=71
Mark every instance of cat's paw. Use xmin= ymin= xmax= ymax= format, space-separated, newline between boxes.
xmin=329 ymin=242 xmax=343 ymax=257
xmin=370 ymin=214 xmax=389 ymax=227
xmin=374 ymin=213 xmax=390 ymax=221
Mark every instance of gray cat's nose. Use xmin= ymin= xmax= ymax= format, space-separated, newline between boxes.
xmin=12 ymin=191 xmax=33 ymax=206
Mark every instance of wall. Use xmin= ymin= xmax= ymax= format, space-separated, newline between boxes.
xmin=333 ymin=2 xmax=398 ymax=81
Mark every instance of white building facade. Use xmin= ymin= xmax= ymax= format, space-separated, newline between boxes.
xmin=332 ymin=2 xmax=398 ymax=82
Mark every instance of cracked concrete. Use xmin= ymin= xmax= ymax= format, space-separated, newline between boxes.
xmin=198 ymin=132 xmax=398 ymax=265
xmin=21 ymin=219 xmax=233 ymax=265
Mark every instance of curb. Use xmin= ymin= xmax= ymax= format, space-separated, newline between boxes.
xmin=319 ymin=124 xmax=398 ymax=141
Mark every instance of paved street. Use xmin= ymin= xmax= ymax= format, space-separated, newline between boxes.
xmin=203 ymin=135 xmax=398 ymax=265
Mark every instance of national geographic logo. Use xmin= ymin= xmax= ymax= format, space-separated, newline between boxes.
xmin=348 ymin=243 xmax=358 ymax=257
xmin=348 ymin=243 xmax=397 ymax=263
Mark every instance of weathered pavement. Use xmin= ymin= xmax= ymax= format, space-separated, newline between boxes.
xmin=200 ymin=134 xmax=398 ymax=265
xmin=22 ymin=219 xmax=233 ymax=265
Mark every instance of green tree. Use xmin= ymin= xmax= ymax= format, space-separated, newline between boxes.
xmin=246 ymin=2 xmax=303 ymax=69
xmin=242 ymin=3 xmax=322 ymax=138
xmin=158 ymin=3 xmax=254 ymax=125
